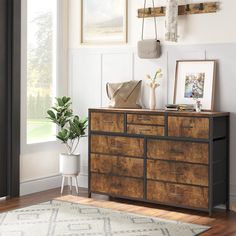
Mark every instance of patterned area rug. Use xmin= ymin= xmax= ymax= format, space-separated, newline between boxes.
xmin=0 ymin=200 xmax=210 ymax=236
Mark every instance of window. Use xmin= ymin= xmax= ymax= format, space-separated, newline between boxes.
xmin=27 ymin=0 xmax=57 ymax=144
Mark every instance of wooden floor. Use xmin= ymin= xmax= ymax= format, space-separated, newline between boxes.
xmin=0 ymin=187 xmax=236 ymax=236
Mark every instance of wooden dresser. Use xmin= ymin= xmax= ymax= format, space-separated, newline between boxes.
xmin=88 ymin=108 xmax=229 ymax=215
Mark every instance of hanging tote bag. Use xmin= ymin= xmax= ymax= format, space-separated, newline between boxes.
xmin=106 ymin=80 xmax=142 ymax=109
xmin=138 ymin=0 xmax=161 ymax=59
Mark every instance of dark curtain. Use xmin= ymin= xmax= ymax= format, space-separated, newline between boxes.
xmin=0 ymin=0 xmax=21 ymax=198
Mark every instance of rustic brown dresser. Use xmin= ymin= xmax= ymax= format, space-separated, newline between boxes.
xmin=88 ymin=108 xmax=229 ymax=215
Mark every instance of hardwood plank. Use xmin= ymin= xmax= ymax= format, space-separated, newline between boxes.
xmin=0 ymin=188 xmax=235 ymax=236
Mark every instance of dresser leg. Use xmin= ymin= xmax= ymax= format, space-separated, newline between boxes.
xmin=88 ymin=192 xmax=91 ymax=198
xmin=226 ymin=201 xmax=230 ymax=211
xmin=209 ymin=208 xmax=213 ymax=217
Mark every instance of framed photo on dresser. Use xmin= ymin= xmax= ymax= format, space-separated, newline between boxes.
xmin=174 ymin=60 xmax=216 ymax=111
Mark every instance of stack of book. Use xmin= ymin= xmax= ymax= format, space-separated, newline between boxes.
xmin=165 ymin=104 xmax=195 ymax=111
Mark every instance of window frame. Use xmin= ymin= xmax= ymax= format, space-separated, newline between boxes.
xmin=21 ymin=0 xmax=68 ymax=153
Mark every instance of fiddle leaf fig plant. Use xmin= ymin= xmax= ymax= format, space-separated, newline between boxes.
xmin=47 ymin=96 xmax=88 ymax=155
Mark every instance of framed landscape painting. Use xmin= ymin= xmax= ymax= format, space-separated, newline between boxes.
xmin=174 ymin=60 xmax=216 ymax=110
xmin=81 ymin=0 xmax=128 ymax=44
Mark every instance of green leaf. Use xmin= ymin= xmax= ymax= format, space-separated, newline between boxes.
xmin=47 ymin=110 xmax=56 ymax=119
xmin=56 ymin=97 xmax=64 ymax=106
xmin=62 ymin=96 xmax=71 ymax=104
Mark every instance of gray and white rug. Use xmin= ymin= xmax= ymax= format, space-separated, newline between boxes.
xmin=0 ymin=200 xmax=210 ymax=236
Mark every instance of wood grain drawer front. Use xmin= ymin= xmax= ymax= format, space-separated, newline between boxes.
xmin=91 ymin=154 xmax=144 ymax=178
xmin=147 ymin=181 xmax=208 ymax=209
xmin=147 ymin=139 xmax=209 ymax=165
xmin=168 ymin=116 xmax=209 ymax=139
xmin=127 ymin=114 xmax=165 ymax=125
xmin=147 ymin=160 xmax=208 ymax=186
xmin=90 ymin=112 xmax=124 ymax=133
xmin=91 ymin=173 xmax=144 ymax=199
xmin=91 ymin=135 xmax=144 ymax=157
xmin=127 ymin=124 xmax=164 ymax=136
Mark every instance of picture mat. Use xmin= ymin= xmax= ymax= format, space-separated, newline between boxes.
xmin=175 ymin=61 xmax=215 ymax=110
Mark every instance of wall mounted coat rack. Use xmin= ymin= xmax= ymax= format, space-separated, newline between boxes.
xmin=137 ymin=2 xmax=218 ymax=18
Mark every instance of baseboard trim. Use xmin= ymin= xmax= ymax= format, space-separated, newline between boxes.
xmin=20 ymin=174 xmax=63 ymax=196
xmin=20 ymin=173 xmax=88 ymax=196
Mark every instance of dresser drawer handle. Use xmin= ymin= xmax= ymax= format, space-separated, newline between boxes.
xmin=169 ymin=148 xmax=184 ymax=155
xmin=169 ymin=171 xmax=179 ymax=175
xmin=103 ymin=120 xmax=114 ymax=124
xmin=169 ymin=192 xmax=182 ymax=198
xmin=111 ymin=144 xmax=122 ymax=149
xmin=137 ymin=116 xmax=151 ymax=121
xmin=110 ymin=141 xmax=123 ymax=149
xmin=139 ymin=128 xmax=152 ymax=132
xmin=182 ymin=125 xmax=193 ymax=129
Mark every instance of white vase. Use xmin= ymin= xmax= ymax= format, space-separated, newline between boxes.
xmin=59 ymin=153 xmax=80 ymax=175
xmin=149 ymin=87 xmax=157 ymax=110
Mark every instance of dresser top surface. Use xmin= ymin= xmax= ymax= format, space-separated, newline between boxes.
xmin=89 ymin=108 xmax=229 ymax=117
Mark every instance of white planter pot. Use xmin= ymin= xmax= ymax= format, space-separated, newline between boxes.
xmin=59 ymin=153 xmax=80 ymax=175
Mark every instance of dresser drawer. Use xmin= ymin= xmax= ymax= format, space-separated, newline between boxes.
xmin=127 ymin=124 xmax=164 ymax=136
xmin=168 ymin=116 xmax=209 ymax=139
xmin=147 ymin=181 xmax=208 ymax=209
xmin=91 ymin=154 xmax=144 ymax=178
xmin=90 ymin=112 xmax=124 ymax=133
xmin=127 ymin=114 xmax=165 ymax=125
xmin=91 ymin=135 xmax=144 ymax=157
xmin=147 ymin=160 xmax=208 ymax=186
xmin=147 ymin=139 xmax=209 ymax=165
xmin=91 ymin=173 xmax=144 ymax=199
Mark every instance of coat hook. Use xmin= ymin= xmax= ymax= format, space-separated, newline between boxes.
xmin=186 ymin=4 xmax=190 ymax=11
xmin=199 ymin=3 xmax=204 ymax=11
xmin=160 ymin=6 xmax=164 ymax=14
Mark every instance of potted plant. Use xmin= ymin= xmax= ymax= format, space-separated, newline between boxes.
xmin=47 ymin=96 xmax=88 ymax=175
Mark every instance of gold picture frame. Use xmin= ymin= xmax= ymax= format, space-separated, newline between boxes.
xmin=174 ymin=60 xmax=216 ymax=111
xmin=81 ymin=0 xmax=128 ymax=44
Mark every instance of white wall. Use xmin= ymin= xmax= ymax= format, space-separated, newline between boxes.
xmin=69 ymin=0 xmax=236 ymax=48
xmin=68 ymin=0 xmax=236 ymax=207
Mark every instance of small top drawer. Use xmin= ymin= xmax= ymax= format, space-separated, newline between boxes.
xmin=90 ymin=112 xmax=124 ymax=133
xmin=127 ymin=114 xmax=165 ymax=126
xmin=168 ymin=116 xmax=209 ymax=139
